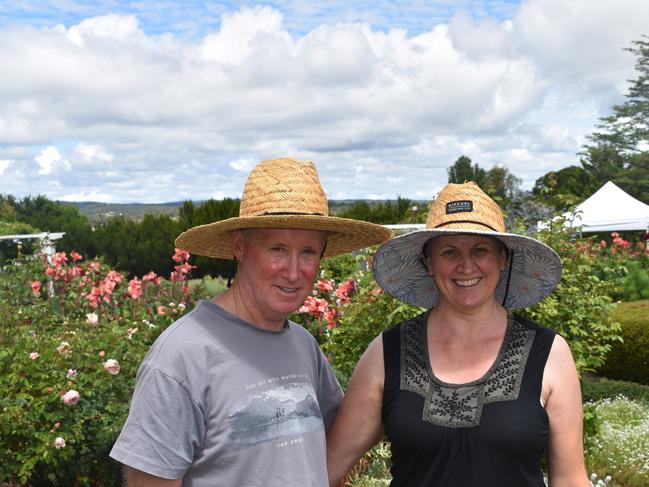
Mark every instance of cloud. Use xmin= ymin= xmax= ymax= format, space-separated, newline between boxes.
xmin=0 ymin=1 xmax=646 ymax=203
xmin=35 ymin=146 xmax=70 ymax=175
xmin=229 ymin=158 xmax=255 ymax=171
xmin=58 ymin=190 xmax=116 ymax=203
xmin=70 ymin=143 xmax=115 ymax=167
xmin=0 ymin=159 xmax=12 ymax=176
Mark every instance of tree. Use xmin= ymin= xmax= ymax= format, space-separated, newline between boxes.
xmin=484 ymin=165 xmax=522 ymax=207
xmin=12 ymin=195 xmax=96 ymax=257
xmin=178 ymin=198 xmax=240 ymax=229
xmin=532 ymin=165 xmax=592 ymax=210
xmin=580 ymin=36 xmax=649 ymax=203
xmin=447 ymin=156 xmax=486 ymax=187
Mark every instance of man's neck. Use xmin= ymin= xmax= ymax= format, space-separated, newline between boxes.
xmin=213 ymin=289 xmax=286 ymax=332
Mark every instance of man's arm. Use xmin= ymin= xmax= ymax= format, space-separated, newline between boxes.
xmin=127 ymin=467 xmax=182 ymax=487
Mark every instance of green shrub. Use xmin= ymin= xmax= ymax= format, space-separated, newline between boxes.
xmin=582 ymin=376 xmax=649 ymax=404
xmin=596 ymin=300 xmax=649 ymax=385
xmin=621 ymin=261 xmax=649 ymax=301
xmin=520 ymin=219 xmax=622 ymax=374
xmin=345 ymin=441 xmax=392 ymax=486
xmin=291 ymin=250 xmax=421 ymax=378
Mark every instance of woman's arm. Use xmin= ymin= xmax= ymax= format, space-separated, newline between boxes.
xmin=544 ymin=335 xmax=591 ymax=487
xmin=327 ymin=335 xmax=386 ymax=487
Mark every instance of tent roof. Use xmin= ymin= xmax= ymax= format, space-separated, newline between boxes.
xmin=569 ymin=181 xmax=649 ymax=232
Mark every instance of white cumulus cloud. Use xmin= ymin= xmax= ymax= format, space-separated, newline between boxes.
xmin=35 ymin=146 xmax=71 ymax=175
xmin=0 ymin=159 xmax=13 ymax=176
xmin=0 ymin=1 xmax=646 ymax=202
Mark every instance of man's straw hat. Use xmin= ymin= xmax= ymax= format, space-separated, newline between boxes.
xmin=175 ymin=157 xmax=393 ymax=258
xmin=372 ymin=182 xmax=562 ymax=309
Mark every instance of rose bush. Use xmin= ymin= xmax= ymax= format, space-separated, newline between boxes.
xmin=0 ymin=219 xmax=637 ymax=486
xmin=0 ymin=249 xmax=204 ymax=486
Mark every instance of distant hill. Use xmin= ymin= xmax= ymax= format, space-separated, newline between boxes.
xmin=64 ymin=199 xmax=428 ymax=222
xmin=62 ymin=201 xmax=187 ymax=222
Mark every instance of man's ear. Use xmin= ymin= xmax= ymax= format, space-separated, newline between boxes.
xmin=231 ymin=230 xmax=245 ymax=261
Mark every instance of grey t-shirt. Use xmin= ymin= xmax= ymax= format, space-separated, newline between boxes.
xmin=110 ymin=300 xmax=343 ymax=486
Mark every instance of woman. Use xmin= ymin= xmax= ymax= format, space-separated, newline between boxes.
xmin=326 ymin=182 xmax=590 ymax=487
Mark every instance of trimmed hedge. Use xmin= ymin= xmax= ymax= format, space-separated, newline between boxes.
xmin=582 ymin=376 xmax=649 ymax=404
xmin=596 ymin=300 xmax=649 ymax=385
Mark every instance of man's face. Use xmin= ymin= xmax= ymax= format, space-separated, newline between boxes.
xmin=232 ymin=228 xmax=327 ymax=328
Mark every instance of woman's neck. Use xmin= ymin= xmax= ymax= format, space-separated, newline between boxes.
xmin=428 ymin=300 xmax=508 ymax=340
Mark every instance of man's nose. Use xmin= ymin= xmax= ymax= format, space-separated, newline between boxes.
xmin=285 ymin=253 xmax=300 ymax=280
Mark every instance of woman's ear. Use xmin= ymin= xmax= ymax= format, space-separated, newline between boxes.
xmin=500 ymin=248 xmax=509 ymax=272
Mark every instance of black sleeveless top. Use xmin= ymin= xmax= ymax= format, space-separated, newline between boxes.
xmin=381 ymin=311 xmax=555 ymax=487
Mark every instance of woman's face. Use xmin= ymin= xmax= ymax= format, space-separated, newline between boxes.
xmin=425 ymin=234 xmax=507 ymax=313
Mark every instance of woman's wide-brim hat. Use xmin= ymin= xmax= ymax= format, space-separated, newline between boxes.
xmin=372 ymin=182 xmax=562 ymax=309
xmin=175 ymin=157 xmax=393 ymax=259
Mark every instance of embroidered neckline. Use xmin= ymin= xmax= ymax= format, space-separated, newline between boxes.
xmin=399 ymin=312 xmax=535 ymax=428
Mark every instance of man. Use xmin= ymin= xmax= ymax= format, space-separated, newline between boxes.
xmin=109 ymin=157 xmax=392 ymax=486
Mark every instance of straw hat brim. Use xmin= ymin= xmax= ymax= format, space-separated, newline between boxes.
xmin=372 ymin=228 xmax=562 ymax=310
xmin=175 ymin=214 xmax=394 ymax=259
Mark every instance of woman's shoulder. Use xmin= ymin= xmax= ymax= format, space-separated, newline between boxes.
xmin=382 ymin=310 xmax=428 ymax=338
xmin=512 ymin=311 xmax=556 ymax=336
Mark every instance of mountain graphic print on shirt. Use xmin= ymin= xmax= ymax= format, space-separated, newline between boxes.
xmin=227 ymin=381 xmax=323 ymax=449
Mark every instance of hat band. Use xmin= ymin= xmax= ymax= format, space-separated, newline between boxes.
xmin=433 ymin=220 xmax=499 ymax=232
xmin=262 ymin=211 xmax=325 ymax=216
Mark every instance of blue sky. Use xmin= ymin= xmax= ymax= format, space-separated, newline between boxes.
xmin=0 ymin=1 xmax=520 ymax=37
xmin=0 ymin=0 xmax=647 ymax=203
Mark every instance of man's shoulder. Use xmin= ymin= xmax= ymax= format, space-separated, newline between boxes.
xmin=141 ymin=301 xmax=230 ymax=370
xmin=286 ymin=319 xmax=319 ymax=345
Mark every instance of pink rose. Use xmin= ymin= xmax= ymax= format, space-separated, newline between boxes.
xmin=66 ymin=369 xmax=77 ymax=380
xmin=128 ymin=277 xmax=142 ymax=300
xmin=172 ymin=248 xmax=190 ymax=263
xmin=29 ymin=352 xmax=40 ymax=360
xmin=70 ymin=251 xmax=83 ymax=262
xmin=51 ymin=252 xmax=67 ymax=267
xmin=86 ymin=313 xmax=99 ymax=326
xmin=30 ymin=280 xmax=41 ymax=296
xmin=61 ymin=389 xmax=80 ymax=406
xmin=56 ymin=341 xmax=71 ymax=354
xmin=98 ymin=350 xmax=105 ymax=357
xmin=157 ymin=306 xmax=166 ymax=315
xmin=54 ymin=437 xmax=66 ymax=449
xmin=103 ymin=359 xmax=120 ymax=375
xmin=316 ymin=279 xmax=334 ymax=292
xmin=142 ymin=271 xmax=160 ymax=284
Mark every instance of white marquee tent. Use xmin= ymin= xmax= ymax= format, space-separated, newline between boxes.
xmin=563 ymin=181 xmax=649 ymax=233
